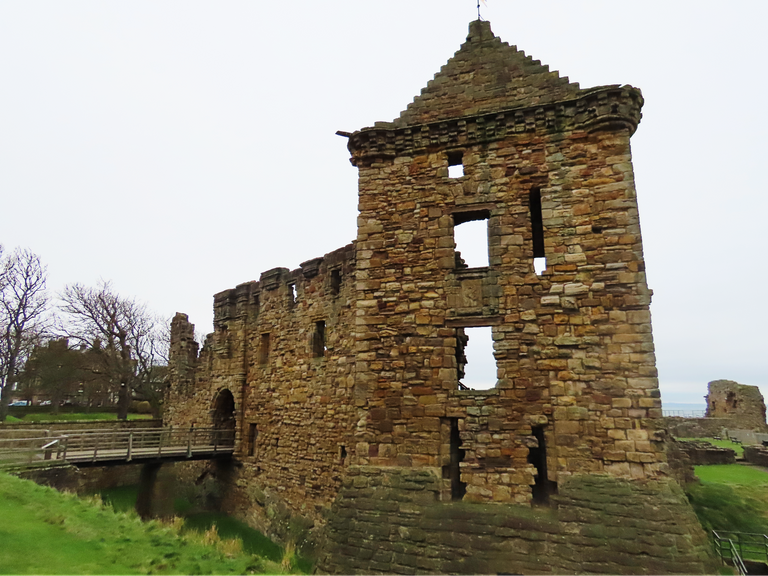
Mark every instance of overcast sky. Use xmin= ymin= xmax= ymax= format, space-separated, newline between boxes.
xmin=1 ymin=1 xmax=766 ymax=407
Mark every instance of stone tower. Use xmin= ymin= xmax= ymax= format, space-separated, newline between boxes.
xmin=319 ymin=20 xmax=713 ymax=574
xmin=167 ymin=20 xmax=715 ymax=574
xmin=348 ymin=19 xmax=661 ymax=498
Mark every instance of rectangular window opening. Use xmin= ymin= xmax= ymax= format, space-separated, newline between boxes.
xmin=288 ymin=282 xmax=297 ymax=305
xmin=248 ymin=423 xmax=258 ymax=457
xmin=330 ymin=269 xmax=342 ymax=296
xmin=528 ymin=426 xmax=557 ymax=505
xmin=313 ymin=320 xmax=326 ymax=358
xmin=339 ymin=445 xmax=347 ymax=465
xmin=441 ymin=418 xmax=466 ymax=500
xmin=530 ymin=188 xmax=546 ymax=275
xmin=258 ymin=333 xmax=270 ymax=365
xmin=456 ymin=326 xmax=496 ymax=390
xmin=453 ymin=211 xmax=489 ymax=269
xmin=447 ymin=150 xmax=464 ymax=179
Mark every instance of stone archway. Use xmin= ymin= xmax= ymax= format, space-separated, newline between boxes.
xmin=212 ymin=388 xmax=236 ymax=433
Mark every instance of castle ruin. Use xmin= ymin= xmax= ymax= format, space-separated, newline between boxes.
xmin=166 ymin=20 xmax=714 ymax=574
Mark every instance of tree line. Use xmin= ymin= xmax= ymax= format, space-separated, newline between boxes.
xmin=0 ymin=245 xmax=169 ymax=422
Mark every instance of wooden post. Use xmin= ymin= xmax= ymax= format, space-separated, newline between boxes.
xmin=127 ymin=432 xmax=133 ymax=462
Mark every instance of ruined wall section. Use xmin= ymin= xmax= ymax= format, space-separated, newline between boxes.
xmin=347 ymin=20 xmax=664 ymax=505
xmin=237 ymin=244 xmax=358 ymax=515
xmin=705 ymin=379 xmax=767 ymax=431
xmin=165 ymin=244 xmax=358 ymax=520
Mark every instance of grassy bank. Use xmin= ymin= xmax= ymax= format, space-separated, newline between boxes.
xmin=687 ymin=464 xmax=768 ymax=534
xmin=100 ymin=485 xmax=312 ymax=573
xmin=0 ymin=472 xmax=288 ymax=575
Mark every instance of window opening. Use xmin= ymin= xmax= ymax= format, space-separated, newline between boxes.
xmin=456 ymin=326 xmax=496 ymax=390
xmin=258 ymin=333 xmax=270 ymax=365
xmin=313 ymin=320 xmax=326 ymax=358
xmin=248 ymin=423 xmax=258 ymax=457
xmin=447 ymin=150 xmax=464 ymax=179
xmin=442 ymin=418 xmax=466 ymax=500
xmin=528 ymin=426 xmax=557 ymax=504
xmin=530 ymin=188 xmax=546 ymax=275
xmin=339 ymin=445 xmax=347 ymax=464
xmin=288 ymin=282 xmax=297 ymax=305
xmin=453 ymin=211 xmax=489 ymax=268
xmin=330 ymin=269 xmax=341 ymax=296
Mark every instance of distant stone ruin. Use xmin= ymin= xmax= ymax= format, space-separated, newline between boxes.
xmin=165 ymin=19 xmax=716 ymax=575
xmin=706 ymin=379 xmax=767 ymax=431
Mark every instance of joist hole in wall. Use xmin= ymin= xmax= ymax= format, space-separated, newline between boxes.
xmin=453 ymin=211 xmax=489 ymax=268
xmin=447 ymin=150 xmax=464 ymax=178
xmin=457 ymin=326 xmax=496 ymax=390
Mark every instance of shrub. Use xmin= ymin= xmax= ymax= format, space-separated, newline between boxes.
xmin=135 ymin=401 xmax=153 ymax=414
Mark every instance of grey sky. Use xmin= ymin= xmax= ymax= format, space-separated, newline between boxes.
xmin=1 ymin=1 xmax=765 ymax=406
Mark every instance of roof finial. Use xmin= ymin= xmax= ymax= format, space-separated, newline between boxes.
xmin=477 ymin=0 xmax=486 ymax=20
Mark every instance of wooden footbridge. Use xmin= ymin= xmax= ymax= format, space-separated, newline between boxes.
xmin=0 ymin=427 xmax=235 ymax=469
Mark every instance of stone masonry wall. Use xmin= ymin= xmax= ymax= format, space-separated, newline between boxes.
xmin=164 ymin=18 xmax=712 ymax=573
xmin=744 ymin=446 xmax=768 ymax=467
xmin=347 ymin=20 xmax=663 ymax=506
xmin=317 ymin=467 xmax=716 ymax=575
xmin=165 ymin=244 xmax=358 ymax=526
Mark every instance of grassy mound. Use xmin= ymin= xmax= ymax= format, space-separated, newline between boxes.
xmin=687 ymin=464 xmax=768 ymax=534
xmin=0 ymin=472 xmax=287 ymax=575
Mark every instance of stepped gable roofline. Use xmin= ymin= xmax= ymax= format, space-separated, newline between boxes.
xmin=395 ymin=19 xmax=583 ymax=128
xmin=346 ymin=20 xmax=643 ymax=166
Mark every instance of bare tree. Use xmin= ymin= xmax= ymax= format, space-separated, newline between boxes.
xmin=0 ymin=247 xmax=48 ymax=422
xmin=58 ymin=281 xmax=167 ymax=420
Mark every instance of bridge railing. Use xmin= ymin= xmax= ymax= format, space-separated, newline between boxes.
xmin=0 ymin=427 xmax=235 ymax=468
xmin=0 ymin=435 xmax=61 ymax=468
xmin=712 ymin=530 xmax=768 ymax=575
xmin=661 ymin=410 xmax=707 ymax=418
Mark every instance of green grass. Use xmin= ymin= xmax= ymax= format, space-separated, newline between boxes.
xmin=4 ymin=412 xmax=154 ymax=423
xmin=183 ymin=513 xmax=284 ymax=563
xmin=685 ymin=437 xmax=745 ymax=458
xmin=99 ymin=486 xmax=313 ymax=574
xmin=687 ymin=464 xmax=768 ymax=536
xmin=0 ymin=472 xmax=287 ymax=575
xmin=695 ymin=464 xmax=768 ymax=485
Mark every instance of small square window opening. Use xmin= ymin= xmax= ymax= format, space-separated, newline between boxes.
xmin=447 ymin=151 xmax=464 ymax=179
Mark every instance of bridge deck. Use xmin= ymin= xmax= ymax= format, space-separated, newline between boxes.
xmin=0 ymin=427 xmax=235 ymax=469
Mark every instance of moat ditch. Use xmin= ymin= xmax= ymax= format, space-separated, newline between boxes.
xmin=97 ymin=483 xmax=313 ymax=573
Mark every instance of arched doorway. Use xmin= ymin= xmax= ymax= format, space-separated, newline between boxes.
xmin=212 ymin=388 xmax=236 ymax=444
